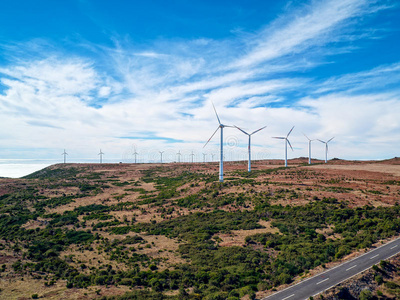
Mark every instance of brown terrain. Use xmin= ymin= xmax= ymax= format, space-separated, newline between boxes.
xmin=0 ymin=157 xmax=399 ymax=299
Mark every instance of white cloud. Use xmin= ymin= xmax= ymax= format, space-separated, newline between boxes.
xmin=0 ymin=0 xmax=399 ymax=166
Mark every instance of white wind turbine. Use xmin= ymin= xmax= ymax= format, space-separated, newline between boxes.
xmin=133 ymin=149 xmax=138 ymax=163
xmin=190 ymin=151 xmax=195 ymax=163
xmin=203 ymin=153 xmax=207 ymax=163
xmin=273 ymin=126 xmax=295 ymax=167
xmin=204 ymin=103 xmax=233 ymax=182
xmin=303 ymin=134 xmax=314 ymax=165
xmin=159 ymin=151 xmax=164 ymax=164
xmin=235 ymin=125 xmax=267 ymax=172
xmin=98 ymin=149 xmax=104 ymax=163
xmin=177 ymin=150 xmax=181 ymax=163
xmin=318 ymin=137 xmax=334 ymax=163
xmin=62 ymin=149 xmax=68 ymax=164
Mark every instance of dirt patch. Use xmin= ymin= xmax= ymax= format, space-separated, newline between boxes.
xmin=310 ymin=163 xmax=400 ymax=176
xmin=216 ymin=220 xmax=280 ymax=247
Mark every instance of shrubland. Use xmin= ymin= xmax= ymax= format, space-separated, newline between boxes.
xmin=0 ymin=159 xmax=399 ymax=299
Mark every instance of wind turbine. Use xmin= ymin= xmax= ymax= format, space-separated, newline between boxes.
xmin=98 ymin=149 xmax=104 ymax=163
xmin=303 ymin=134 xmax=314 ymax=165
xmin=177 ymin=150 xmax=181 ymax=163
xmin=204 ymin=103 xmax=233 ymax=182
xmin=203 ymin=153 xmax=207 ymax=163
xmin=159 ymin=151 xmax=164 ymax=164
xmin=190 ymin=151 xmax=195 ymax=163
xmin=235 ymin=125 xmax=267 ymax=172
xmin=273 ymin=126 xmax=295 ymax=167
xmin=211 ymin=153 xmax=215 ymax=162
xmin=62 ymin=149 xmax=68 ymax=164
xmin=318 ymin=137 xmax=334 ymax=163
xmin=133 ymin=149 xmax=138 ymax=163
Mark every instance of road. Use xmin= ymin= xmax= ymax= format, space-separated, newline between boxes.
xmin=262 ymin=237 xmax=400 ymax=300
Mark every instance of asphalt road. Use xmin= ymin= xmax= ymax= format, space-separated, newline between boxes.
xmin=262 ymin=237 xmax=400 ymax=300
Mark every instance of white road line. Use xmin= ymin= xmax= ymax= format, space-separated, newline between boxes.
xmin=370 ymin=254 xmax=379 ymax=260
xmin=316 ymin=278 xmax=330 ymax=285
xmin=346 ymin=265 xmax=357 ymax=271
xmin=391 ymin=245 xmax=398 ymax=249
xmin=282 ymin=294 xmax=295 ymax=300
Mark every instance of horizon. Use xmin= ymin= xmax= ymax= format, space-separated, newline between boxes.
xmin=1 ymin=155 xmax=398 ymax=179
xmin=1 ymin=0 xmax=400 ymax=165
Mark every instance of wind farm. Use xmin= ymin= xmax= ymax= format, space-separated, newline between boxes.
xmin=1 ymin=1 xmax=400 ymax=300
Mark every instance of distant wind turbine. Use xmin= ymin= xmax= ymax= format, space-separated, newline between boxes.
xmin=303 ymin=134 xmax=314 ymax=165
xmin=159 ymin=151 xmax=164 ymax=164
xmin=62 ymin=149 xmax=68 ymax=164
xmin=211 ymin=153 xmax=215 ymax=161
xmin=98 ymin=149 xmax=104 ymax=163
xmin=318 ymin=137 xmax=334 ymax=163
xmin=203 ymin=153 xmax=207 ymax=163
xmin=133 ymin=149 xmax=138 ymax=163
xmin=273 ymin=126 xmax=295 ymax=167
xmin=177 ymin=150 xmax=181 ymax=163
xmin=190 ymin=151 xmax=195 ymax=163
xmin=235 ymin=125 xmax=266 ymax=172
xmin=204 ymin=103 xmax=233 ymax=182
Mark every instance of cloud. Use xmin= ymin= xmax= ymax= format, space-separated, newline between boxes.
xmin=230 ymin=0 xmax=374 ymax=69
xmin=0 ymin=0 xmax=399 ymax=163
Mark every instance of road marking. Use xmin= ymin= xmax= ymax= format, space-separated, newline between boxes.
xmin=391 ymin=245 xmax=398 ymax=249
xmin=282 ymin=294 xmax=295 ymax=300
xmin=317 ymin=278 xmax=329 ymax=285
xmin=370 ymin=254 xmax=379 ymax=260
xmin=346 ymin=265 xmax=357 ymax=271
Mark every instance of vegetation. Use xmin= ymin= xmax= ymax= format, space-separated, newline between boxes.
xmin=1 ymin=161 xmax=400 ymax=299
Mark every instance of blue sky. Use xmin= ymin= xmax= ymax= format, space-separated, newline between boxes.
xmin=1 ymin=0 xmax=400 ymax=164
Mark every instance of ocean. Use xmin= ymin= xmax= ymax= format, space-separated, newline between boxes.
xmin=0 ymin=159 xmax=59 ymax=178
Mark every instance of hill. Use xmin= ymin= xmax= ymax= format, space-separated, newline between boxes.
xmin=0 ymin=159 xmax=400 ymax=299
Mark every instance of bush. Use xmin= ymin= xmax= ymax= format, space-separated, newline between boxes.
xmin=359 ymin=289 xmax=373 ymax=300
xmin=31 ymin=294 xmax=38 ymax=299
xmin=375 ymin=274 xmax=383 ymax=285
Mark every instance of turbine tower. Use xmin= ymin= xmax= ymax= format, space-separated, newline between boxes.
xmin=159 ymin=151 xmax=164 ymax=164
xmin=235 ymin=125 xmax=266 ymax=172
xmin=177 ymin=150 xmax=181 ymax=163
xmin=318 ymin=137 xmax=334 ymax=163
xmin=303 ymin=134 xmax=314 ymax=165
xmin=203 ymin=153 xmax=207 ymax=163
xmin=133 ymin=149 xmax=138 ymax=163
xmin=98 ymin=149 xmax=104 ymax=163
xmin=204 ymin=103 xmax=233 ymax=182
xmin=273 ymin=126 xmax=295 ymax=167
xmin=62 ymin=149 xmax=68 ymax=164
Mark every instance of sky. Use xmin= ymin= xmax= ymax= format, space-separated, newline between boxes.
xmin=1 ymin=0 xmax=400 ymax=168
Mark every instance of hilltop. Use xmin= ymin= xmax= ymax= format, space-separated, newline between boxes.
xmin=0 ymin=159 xmax=400 ymax=299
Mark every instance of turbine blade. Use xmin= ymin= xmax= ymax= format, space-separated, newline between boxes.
xmin=303 ymin=133 xmax=310 ymax=141
xmin=286 ymin=126 xmax=295 ymax=138
xmin=204 ymin=126 xmax=220 ymax=148
xmin=287 ymin=139 xmax=294 ymax=151
xmin=212 ymin=102 xmax=221 ymax=125
xmin=317 ymin=139 xmax=325 ymax=144
xmin=328 ymin=137 xmax=335 ymax=143
xmin=234 ymin=126 xmax=249 ymax=135
xmin=272 ymin=137 xmax=285 ymax=139
xmin=251 ymin=126 xmax=267 ymax=135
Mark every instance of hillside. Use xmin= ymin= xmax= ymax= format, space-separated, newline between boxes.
xmin=0 ymin=159 xmax=400 ymax=299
